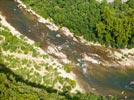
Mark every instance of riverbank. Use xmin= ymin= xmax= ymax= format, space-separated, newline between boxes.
xmin=16 ymin=0 xmax=134 ymax=68
xmin=0 ymin=14 xmax=84 ymax=93
xmin=15 ymin=0 xmax=102 ymax=46
xmin=1 ymin=0 xmax=134 ymax=99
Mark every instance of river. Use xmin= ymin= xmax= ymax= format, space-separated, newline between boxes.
xmin=0 ymin=0 xmax=134 ymax=99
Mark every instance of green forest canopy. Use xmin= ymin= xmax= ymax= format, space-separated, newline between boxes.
xmin=22 ymin=0 xmax=134 ymax=48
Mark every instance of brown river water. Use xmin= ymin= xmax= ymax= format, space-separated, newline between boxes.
xmin=0 ymin=0 xmax=134 ymax=99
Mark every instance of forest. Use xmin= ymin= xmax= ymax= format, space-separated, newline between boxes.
xmin=22 ymin=0 xmax=134 ymax=48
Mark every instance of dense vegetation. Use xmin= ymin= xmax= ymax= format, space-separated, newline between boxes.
xmin=0 ymin=64 xmax=66 ymax=100
xmin=22 ymin=0 xmax=134 ymax=48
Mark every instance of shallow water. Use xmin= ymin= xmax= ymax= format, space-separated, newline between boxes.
xmin=86 ymin=66 xmax=134 ymax=99
xmin=0 ymin=0 xmax=134 ymax=99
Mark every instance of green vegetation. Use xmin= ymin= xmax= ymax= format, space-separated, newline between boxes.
xmin=0 ymin=65 xmax=66 ymax=100
xmin=0 ymin=24 xmax=76 ymax=93
xmin=22 ymin=0 xmax=134 ymax=48
xmin=64 ymin=64 xmax=73 ymax=73
xmin=0 ymin=65 xmax=117 ymax=100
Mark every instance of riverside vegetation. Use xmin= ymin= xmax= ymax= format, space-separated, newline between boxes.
xmin=0 ymin=24 xmax=116 ymax=99
xmin=22 ymin=0 xmax=134 ymax=48
xmin=0 ymin=24 xmax=77 ymax=92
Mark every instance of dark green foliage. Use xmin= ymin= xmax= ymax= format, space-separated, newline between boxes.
xmin=22 ymin=0 xmax=134 ymax=48
xmin=0 ymin=64 xmax=65 ymax=100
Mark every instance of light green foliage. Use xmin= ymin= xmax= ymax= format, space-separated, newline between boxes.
xmin=64 ymin=64 xmax=72 ymax=73
xmin=0 ymin=68 xmax=66 ymax=100
xmin=0 ymin=25 xmax=76 ymax=92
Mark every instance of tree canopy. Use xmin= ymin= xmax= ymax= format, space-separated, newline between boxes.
xmin=22 ymin=0 xmax=134 ymax=48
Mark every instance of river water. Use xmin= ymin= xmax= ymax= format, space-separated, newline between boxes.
xmin=0 ymin=0 xmax=134 ymax=99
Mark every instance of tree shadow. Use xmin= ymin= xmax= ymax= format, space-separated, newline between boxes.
xmin=0 ymin=63 xmax=75 ymax=99
xmin=0 ymin=63 xmax=58 ymax=93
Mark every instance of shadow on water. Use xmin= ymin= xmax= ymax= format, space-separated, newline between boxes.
xmin=0 ymin=0 xmax=134 ymax=99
